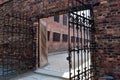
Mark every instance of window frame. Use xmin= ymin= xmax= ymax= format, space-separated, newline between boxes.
xmin=53 ymin=32 xmax=60 ymax=42
xmin=62 ymin=34 xmax=68 ymax=42
xmin=63 ymin=15 xmax=67 ymax=25
xmin=54 ymin=15 xmax=59 ymax=22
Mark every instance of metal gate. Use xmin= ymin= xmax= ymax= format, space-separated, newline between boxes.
xmin=0 ymin=13 xmax=36 ymax=80
xmin=67 ymin=0 xmax=96 ymax=80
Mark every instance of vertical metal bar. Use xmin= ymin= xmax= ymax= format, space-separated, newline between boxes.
xmin=81 ymin=11 xmax=84 ymax=80
xmin=90 ymin=8 xmax=96 ymax=80
xmin=68 ymin=0 xmax=72 ymax=79
xmin=82 ymin=11 xmax=86 ymax=80
xmin=73 ymin=12 xmax=76 ymax=80
xmin=87 ymin=11 xmax=90 ymax=79
xmin=86 ymin=10 xmax=89 ymax=80
xmin=68 ymin=0 xmax=73 ymax=80
xmin=68 ymin=16 xmax=72 ymax=80
xmin=85 ymin=9 xmax=87 ymax=80
xmin=88 ymin=10 xmax=91 ymax=80
xmin=71 ymin=1 xmax=76 ymax=80
xmin=75 ymin=0 xmax=80 ymax=79
xmin=68 ymin=13 xmax=71 ymax=80
xmin=90 ymin=23 xmax=93 ymax=80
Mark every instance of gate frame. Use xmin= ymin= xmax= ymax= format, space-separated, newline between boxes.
xmin=67 ymin=0 xmax=96 ymax=80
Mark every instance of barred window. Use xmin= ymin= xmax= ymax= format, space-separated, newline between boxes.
xmin=62 ymin=34 xmax=68 ymax=42
xmin=76 ymin=37 xmax=79 ymax=42
xmin=80 ymin=38 xmax=82 ymax=43
xmin=53 ymin=32 xmax=60 ymax=42
xmin=71 ymin=36 xmax=75 ymax=42
xmin=54 ymin=15 xmax=59 ymax=22
xmin=63 ymin=15 xmax=67 ymax=25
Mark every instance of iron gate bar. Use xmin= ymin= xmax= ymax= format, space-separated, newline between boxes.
xmin=68 ymin=0 xmax=96 ymax=80
xmin=90 ymin=8 xmax=97 ymax=79
xmin=76 ymin=1 xmax=80 ymax=79
xmin=80 ymin=9 xmax=84 ymax=80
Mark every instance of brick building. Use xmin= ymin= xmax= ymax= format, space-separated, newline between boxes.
xmin=42 ymin=14 xmax=68 ymax=52
xmin=0 ymin=0 xmax=120 ymax=80
xmin=42 ymin=13 xmax=89 ymax=53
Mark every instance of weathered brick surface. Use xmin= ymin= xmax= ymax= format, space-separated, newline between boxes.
xmin=93 ymin=0 xmax=120 ymax=79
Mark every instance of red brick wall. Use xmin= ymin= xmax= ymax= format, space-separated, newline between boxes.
xmin=93 ymin=0 xmax=120 ymax=79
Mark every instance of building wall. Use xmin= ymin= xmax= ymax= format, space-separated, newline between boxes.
xmin=42 ymin=14 xmax=88 ymax=53
xmin=42 ymin=15 xmax=68 ymax=52
xmin=92 ymin=0 xmax=120 ymax=79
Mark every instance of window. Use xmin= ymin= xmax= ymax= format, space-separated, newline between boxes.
xmin=63 ymin=15 xmax=67 ymax=25
xmin=80 ymin=26 xmax=82 ymax=31
xmin=70 ymin=24 xmax=74 ymax=28
xmin=62 ymin=34 xmax=68 ymax=42
xmin=54 ymin=15 xmax=59 ymax=22
xmin=53 ymin=32 xmax=60 ymax=42
xmin=85 ymin=39 xmax=88 ymax=43
xmin=76 ymin=37 xmax=79 ymax=42
xmin=80 ymin=38 xmax=82 ymax=43
xmin=71 ymin=36 xmax=75 ymax=42
xmin=47 ymin=31 xmax=50 ymax=41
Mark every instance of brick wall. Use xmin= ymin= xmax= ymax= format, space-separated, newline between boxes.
xmin=93 ymin=0 xmax=120 ymax=79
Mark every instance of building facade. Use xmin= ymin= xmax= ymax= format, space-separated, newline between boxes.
xmin=42 ymin=14 xmax=89 ymax=53
xmin=42 ymin=14 xmax=68 ymax=52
